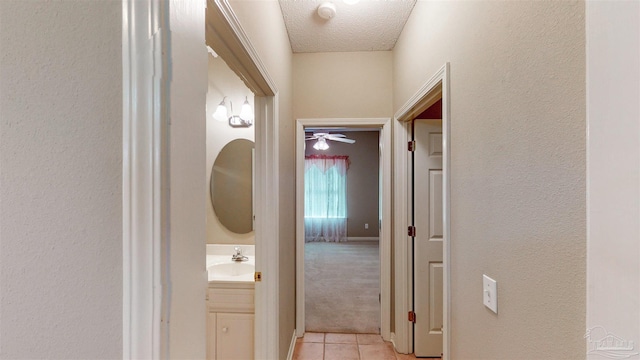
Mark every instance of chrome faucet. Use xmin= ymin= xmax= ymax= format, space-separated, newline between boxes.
xmin=232 ymin=246 xmax=248 ymax=262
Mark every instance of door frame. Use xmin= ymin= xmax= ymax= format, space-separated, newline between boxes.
xmin=122 ymin=0 xmax=280 ymax=358
xmin=122 ymin=1 xmax=165 ymax=357
xmin=295 ymin=118 xmax=392 ymax=340
xmin=392 ymin=63 xmax=451 ymax=358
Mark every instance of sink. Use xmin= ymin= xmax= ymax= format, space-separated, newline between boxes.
xmin=206 ymin=251 xmax=255 ymax=282
xmin=207 ymin=262 xmax=254 ymax=277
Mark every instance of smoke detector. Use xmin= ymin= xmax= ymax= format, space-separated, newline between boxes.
xmin=317 ymin=2 xmax=337 ymax=20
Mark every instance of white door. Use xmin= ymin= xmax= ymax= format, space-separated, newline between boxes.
xmin=413 ymin=119 xmax=443 ymax=357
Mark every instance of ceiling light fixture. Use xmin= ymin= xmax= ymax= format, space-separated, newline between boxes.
xmin=313 ymin=137 xmax=330 ymax=151
xmin=212 ymin=96 xmax=254 ymax=128
xmin=317 ymin=2 xmax=337 ymax=20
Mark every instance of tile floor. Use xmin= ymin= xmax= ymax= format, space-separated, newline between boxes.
xmin=292 ymin=332 xmax=424 ymax=360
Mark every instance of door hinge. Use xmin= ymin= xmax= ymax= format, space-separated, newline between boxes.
xmin=254 ymin=272 xmax=262 ymax=282
xmin=408 ymin=225 xmax=416 ymax=237
xmin=408 ymin=311 xmax=416 ymax=323
xmin=408 ymin=140 xmax=416 ymax=152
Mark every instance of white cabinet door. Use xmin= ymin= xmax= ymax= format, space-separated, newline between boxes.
xmin=216 ymin=313 xmax=254 ymax=360
xmin=413 ymin=119 xmax=443 ymax=357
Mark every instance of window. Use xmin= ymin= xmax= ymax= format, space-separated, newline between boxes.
xmin=304 ymin=155 xmax=349 ymax=242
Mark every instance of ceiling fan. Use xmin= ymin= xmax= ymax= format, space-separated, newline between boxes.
xmin=305 ymin=132 xmax=355 ymax=150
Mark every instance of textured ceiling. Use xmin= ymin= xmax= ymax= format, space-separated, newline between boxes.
xmin=279 ymin=0 xmax=416 ymax=53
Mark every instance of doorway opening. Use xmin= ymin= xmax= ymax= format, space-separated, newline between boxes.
xmin=205 ymin=2 xmax=280 ymax=358
xmin=393 ymin=63 xmax=450 ymax=358
xmin=296 ymin=118 xmax=392 ymax=340
xmin=122 ymin=1 xmax=280 ymax=358
xmin=303 ymin=129 xmax=381 ymax=334
xmin=205 ymin=49 xmax=257 ymax=360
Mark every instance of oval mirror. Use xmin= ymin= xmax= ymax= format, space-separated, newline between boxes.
xmin=210 ymin=139 xmax=254 ymax=234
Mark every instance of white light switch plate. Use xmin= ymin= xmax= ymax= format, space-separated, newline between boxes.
xmin=483 ymin=274 xmax=498 ymax=313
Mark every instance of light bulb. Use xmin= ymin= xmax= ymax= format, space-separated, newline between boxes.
xmin=239 ymin=96 xmax=254 ymax=124
xmin=213 ymin=98 xmax=228 ymax=122
xmin=313 ymin=138 xmax=329 ymax=151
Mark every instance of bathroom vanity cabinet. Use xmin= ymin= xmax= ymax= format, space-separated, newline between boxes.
xmin=206 ymin=281 xmax=255 ymax=360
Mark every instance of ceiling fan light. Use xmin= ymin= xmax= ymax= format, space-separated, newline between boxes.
xmin=313 ymin=138 xmax=329 ymax=151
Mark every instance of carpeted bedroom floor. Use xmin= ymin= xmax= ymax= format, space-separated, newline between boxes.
xmin=304 ymin=241 xmax=380 ymax=334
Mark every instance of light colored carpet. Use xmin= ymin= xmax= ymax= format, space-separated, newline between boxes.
xmin=305 ymin=241 xmax=380 ymax=334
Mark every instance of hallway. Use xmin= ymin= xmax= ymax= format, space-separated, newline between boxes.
xmin=293 ymin=333 xmax=422 ymax=360
xmin=1 ymin=1 xmax=638 ymax=359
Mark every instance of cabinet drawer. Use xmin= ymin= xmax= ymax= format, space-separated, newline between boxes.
xmin=208 ymin=288 xmax=254 ymax=313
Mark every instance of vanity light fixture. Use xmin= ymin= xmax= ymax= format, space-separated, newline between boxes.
xmin=239 ymin=96 xmax=254 ymax=124
xmin=313 ymin=137 xmax=330 ymax=151
xmin=212 ymin=96 xmax=254 ymax=127
xmin=213 ymin=97 xmax=229 ymax=122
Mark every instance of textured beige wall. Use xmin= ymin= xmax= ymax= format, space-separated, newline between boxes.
xmin=228 ymin=2 xmax=295 ymax=358
xmin=586 ymin=1 xmax=640 ymax=356
xmin=305 ymin=131 xmax=380 ymax=238
xmin=0 ymin=1 xmax=122 ymax=357
xmin=293 ymin=51 xmax=393 ymax=119
xmin=394 ymin=2 xmax=586 ymax=358
xmin=207 ymin=55 xmax=255 ymax=245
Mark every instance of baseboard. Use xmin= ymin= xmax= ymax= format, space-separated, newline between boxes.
xmin=346 ymin=237 xmax=380 ymax=242
xmin=389 ymin=332 xmax=410 ymax=355
xmin=286 ymin=329 xmax=297 ymax=360
xmin=390 ymin=332 xmax=398 ymax=352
